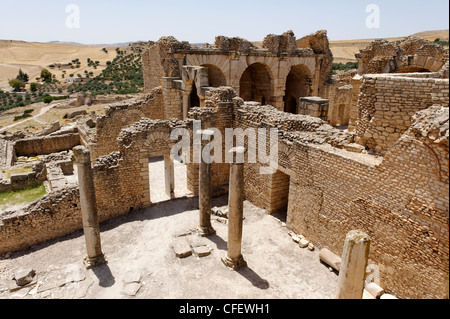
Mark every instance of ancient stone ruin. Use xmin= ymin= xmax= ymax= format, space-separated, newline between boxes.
xmin=0 ymin=30 xmax=448 ymax=300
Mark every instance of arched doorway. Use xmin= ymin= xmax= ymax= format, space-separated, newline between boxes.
xmin=284 ymin=64 xmax=312 ymax=114
xmin=202 ymin=64 xmax=227 ymax=87
xmin=239 ymin=63 xmax=274 ymax=105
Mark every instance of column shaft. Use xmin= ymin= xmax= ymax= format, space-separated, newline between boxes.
xmin=73 ymin=146 xmax=106 ymax=269
xmin=164 ymin=155 xmax=175 ymax=199
xmin=197 ymin=130 xmax=216 ymax=237
xmin=222 ymin=147 xmax=247 ymax=270
xmin=336 ymin=230 xmax=371 ymax=299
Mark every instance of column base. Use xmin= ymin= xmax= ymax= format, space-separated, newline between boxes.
xmin=196 ymin=225 xmax=216 ymax=237
xmin=84 ymin=253 xmax=107 ymax=269
xmin=222 ymin=255 xmax=247 ymax=271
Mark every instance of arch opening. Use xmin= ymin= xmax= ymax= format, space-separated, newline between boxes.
xmin=239 ymin=63 xmax=274 ymax=105
xmin=284 ymin=64 xmax=312 ymax=114
xmin=201 ymin=64 xmax=227 ymax=87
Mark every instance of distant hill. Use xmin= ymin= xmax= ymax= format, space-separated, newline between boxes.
xmin=0 ymin=40 xmax=121 ymax=90
xmin=46 ymin=41 xmax=136 ymax=47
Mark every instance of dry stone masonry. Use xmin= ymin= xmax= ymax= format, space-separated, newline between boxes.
xmin=0 ymin=30 xmax=448 ymax=300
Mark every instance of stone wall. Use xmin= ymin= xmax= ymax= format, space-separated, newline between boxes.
xmin=86 ymin=88 xmax=165 ymax=161
xmin=298 ymin=97 xmax=329 ymax=121
xmin=13 ymin=134 xmax=81 ymax=157
xmin=356 ymin=37 xmax=449 ymax=76
xmin=142 ymin=31 xmax=331 ymax=113
xmin=237 ymin=102 xmax=448 ymax=299
xmin=0 ymin=162 xmax=47 ymax=193
xmin=93 ymin=119 xmax=185 ymax=217
xmin=355 ymin=74 xmax=449 ymax=154
xmin=1 ymin=80 xmax=447 ymax=299
xmin=0 ymin=186 xmax=81 ymax=254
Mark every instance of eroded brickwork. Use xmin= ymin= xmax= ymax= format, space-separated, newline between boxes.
xmin=355 ymin=74 xmax=449 ymax=154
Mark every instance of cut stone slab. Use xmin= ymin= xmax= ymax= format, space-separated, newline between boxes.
xmin=363 ymin=289 xmax=376 ymax=299
xmin=215 ymin=217 xmax=228 ymax=224
xmin=13 ymin=269 xmax=36 ymax=287
xmin=172 ymin=239 xmax=193 ymax=258
xmin=122 ymin=282 xmax=142 ymax=297
xmin=192 ymin=245 xmax=212 ymax=258
xmin=123 ymin=272 xmax=142 ymax=284
xmin=366 ymin=282 xmax=385 ymax=298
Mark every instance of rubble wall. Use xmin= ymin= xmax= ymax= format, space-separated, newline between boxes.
xmin=355 ymin=75 xmax=449 ymax=154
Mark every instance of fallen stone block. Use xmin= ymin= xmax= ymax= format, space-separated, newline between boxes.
xmin=63 ymin=110 xmax=87 ymax=119
xmin=172 ymin=239 xmax=192 ymax=258
xmin=122 ymin=282 xmax=142 ymax=297
xmin=366 ymin=282 xmax=385 ymax=299
xmin=363 ymin=289 xmax=376 ymax=300
xmin=13 ymin=268 xmax=36 ymax=287
xmin=299 ymin=238 xmax=310 ymax=248
xmin=319 ymin=248 xmax=341 ymax=272
xmin=192 ymin=245 xmax=212 ymax=258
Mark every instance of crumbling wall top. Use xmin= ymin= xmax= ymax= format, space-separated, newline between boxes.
xmin=262 ymin=30 xmax=297 ymax=54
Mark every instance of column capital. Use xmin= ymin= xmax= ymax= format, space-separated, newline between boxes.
xmin=73 ymin=146 xmax=91 ymax=164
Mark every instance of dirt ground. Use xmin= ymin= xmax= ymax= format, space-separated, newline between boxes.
xmin=0 ymin=158 xmax=339 ymax=300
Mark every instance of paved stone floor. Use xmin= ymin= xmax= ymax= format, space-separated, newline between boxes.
xmin=0 ymin=193 xmax=339 ymax=299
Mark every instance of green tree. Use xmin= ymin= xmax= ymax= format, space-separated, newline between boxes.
xmin=40 ymin=69 xmax=53 ymax=83
xmin=9 ymin=79 xmax=26 ymax=91
xmin=43 ymin=95 xmax=53 ymax=104
xmin=16 ymin=69 xmax=29 ymax=83
xmin=30 ymin=82 xmax=38 ymax=92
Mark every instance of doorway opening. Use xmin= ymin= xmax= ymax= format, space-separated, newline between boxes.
xmin=269 ymin=169 xmax=291 ymax=223
xmin=148 ymin=156 xmax=190 ymax=204
xmin=189 ymin=82 xmax=200 ymax=108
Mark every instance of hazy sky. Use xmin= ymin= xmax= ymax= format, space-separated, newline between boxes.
xmin=0 ymin=0 xmax=448 ymax=44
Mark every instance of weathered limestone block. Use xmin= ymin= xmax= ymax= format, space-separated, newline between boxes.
xmin=172 ymin=238 xmax=193 ymax=258
xmin=336 ymin=231 xmax=371 ymax=299
xmin=319 ymin=248 xmax=342 ymax=271
xmin=298 ymin=97 xmax=329 ymax=121
xmin=263 ymin=30 xmax=297 ymax=54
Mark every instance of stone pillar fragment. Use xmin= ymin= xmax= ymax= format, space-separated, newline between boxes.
xmin=182 ymin=92 xmax=190 ymax=120
xmin=164 ymin=155 xmax=175 ymax=199
xmin=222 ymin=147 xmax=247 ymax=270
xmin=336 ymin=230 xmax=371 ymax=299
xmin=73 ymin=146 xmax=106 ymax=269
xmin=197 ymin=130 xmax=216 ymax=237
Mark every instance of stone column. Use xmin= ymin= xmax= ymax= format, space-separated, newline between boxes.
xmin=222 ymin=147 xmax=247 ymax=270
xmin=73 ymin=146 xmax=106 ymax=269
xmin=336 ymin=230 xmax=371 ymax=299
xmin=164 ymin=155 xmax=175 ymax=199
xmin=197 ymin=130 xmax=216 ymax=237
xmin=182 ymin=92 xmax=190 ymax=120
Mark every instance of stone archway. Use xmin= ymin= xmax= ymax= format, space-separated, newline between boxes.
xmin=239 ymin=62 xmax=274 ymax=105
xmin=284 ymin=64 xmax=312 ymax=114
xmin=201 ymin=64 xmax=227 ymax=87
